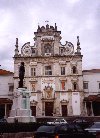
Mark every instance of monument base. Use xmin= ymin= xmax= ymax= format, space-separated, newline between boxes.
xmin=7 ymin=116 xmax=36 ymax=123
xmin=7 ymin=88 xmax=36 ymax=123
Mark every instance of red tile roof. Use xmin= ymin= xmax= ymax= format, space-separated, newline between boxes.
xmin=0 ymin=69 xmax=13 ymax=75
xmin=83 ymin=69 xmax=100 ymax=73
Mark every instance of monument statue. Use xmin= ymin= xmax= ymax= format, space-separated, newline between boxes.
xmin=19 ymin=62 xmax=25 ymax=88
xmin=8 ymin=61 xmax=36 ymax=123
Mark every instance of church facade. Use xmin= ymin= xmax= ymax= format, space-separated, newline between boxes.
xmin=14 ymin=24 xmax=84 ymax=117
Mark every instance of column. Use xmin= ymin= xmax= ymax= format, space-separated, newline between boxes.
xmin=84 ymin=102 xmax=87 ymax=116
xmin=4 ymin=104 xmax=7 ymax=117
xmin=26 ymin=93 xmax=30 ymax=109
xmin=90 ymin=101 xmax=94 ymax=116
xmin=42 ymin=101 xmax=45 ymax=116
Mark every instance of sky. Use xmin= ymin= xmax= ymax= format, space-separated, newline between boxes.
xmin=0 ymin=0 xmax=100 ymax=72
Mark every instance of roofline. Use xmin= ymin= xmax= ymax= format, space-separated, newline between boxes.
xmin=83 ymin=69 xmax=100 ymax=73
xmin=0 ymin=69 xmax=14 ymax=75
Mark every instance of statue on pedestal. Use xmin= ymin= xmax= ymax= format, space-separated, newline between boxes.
xmin=7 ymin=50 xmax=36 ymax=122
xmin=19 ymin=62 xmax=25 ymax=88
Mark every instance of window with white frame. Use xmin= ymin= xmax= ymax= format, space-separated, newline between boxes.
xmin=61 ymin=67 xmax=65 ymax=75
xmin=45 ymin=65 xmax=52 ymax=75
xmin=31 ymin=67 xmax=36 ymax=76
xmin=83 ymin=82 xmax=88 ymax=89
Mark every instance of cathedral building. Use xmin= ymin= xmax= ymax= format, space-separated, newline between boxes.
xmin=14 ymin=24 xmax=84 ymax=117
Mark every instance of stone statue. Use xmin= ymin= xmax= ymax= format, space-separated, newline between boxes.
xmin=19 ymin=62 xmax=25 ymax=88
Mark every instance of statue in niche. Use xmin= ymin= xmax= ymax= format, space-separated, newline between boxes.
xmin=19 ymin=62 xmax=25 ymax=88
xmin=32 ymin=83 xmax=35 ymax=92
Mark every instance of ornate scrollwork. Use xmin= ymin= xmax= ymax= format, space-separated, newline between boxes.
xmin=21 ymin=42 xmax=31 ymax=56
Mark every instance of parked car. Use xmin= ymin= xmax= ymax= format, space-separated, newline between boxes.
xmin=73 ymin=119 xmax=87 ymax=123
xmin=85 ymin=122 xmax=100 ymax=137
xmin=0 ymin=118 xmax=7 ymax=123
xmin=34 ymin=123 xmax=95 ymax=138
xmin=47 ymin=118 xmax=68 ymax=125
xmin=73 ymin=118 xmax=91 ymax=129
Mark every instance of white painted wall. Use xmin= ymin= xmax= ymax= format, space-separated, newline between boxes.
xmin=83 ymin=72 xmax=100 ymax=94
xmin=60 ymin=93 xmax=68 ymax=101
xmin=0 ymin=74 xmax=14 ymax=98
xmin=72 ymin=92 xmax=80 ymax=115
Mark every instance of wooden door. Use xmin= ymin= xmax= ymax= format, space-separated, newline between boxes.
xmin=31 ymin=106 xmax=36 ymax=116
xmin=45 ymin=102 xmax=53 ymax=116
xmin=62 ymin=105 xmax=67 ymax=116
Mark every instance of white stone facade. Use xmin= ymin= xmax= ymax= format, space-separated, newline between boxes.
xmin=14 ymin=24 xmax=84 ymax=117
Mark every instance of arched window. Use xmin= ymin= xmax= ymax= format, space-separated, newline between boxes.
xmin=73 ymin=82 xmax=77 ymax=90
xmin=72 ymin=66 xmax=77 ymax=74
xmin=32 ymin=48 xmax=36 ymax=55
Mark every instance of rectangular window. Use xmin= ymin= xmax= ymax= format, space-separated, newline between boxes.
xmin=99 ymin=83 xmax=100 ymax=89
xmin=83 ymin=82 xmax=88 ymax=89
xmin=9 ymin=85 xmax=14 ymax=92
xmin=61 ymin=67 xmax=65 ymax=75
xmin=61 ymin=81 xmax=65 ymax=90
xmin=45 ymin=66 xmax=52 ymax=75
xmin=31 ymin=68 xmax=36 ymax=76
xmin=60 ymin=48 xmax=63 ymax=54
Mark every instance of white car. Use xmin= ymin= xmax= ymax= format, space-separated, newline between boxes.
xmin=47 ymin=118 xmax=68 ymax=125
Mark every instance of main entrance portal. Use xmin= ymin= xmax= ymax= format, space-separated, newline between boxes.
xmin=45 ymin=102 xmax=54 ymax=116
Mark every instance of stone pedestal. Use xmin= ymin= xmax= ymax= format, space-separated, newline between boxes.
xmin=7 ymin=88 xmax=36 ymax=123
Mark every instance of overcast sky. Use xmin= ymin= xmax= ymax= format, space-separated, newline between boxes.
xmin=0 ymin=0 xmax=100 ymax=72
